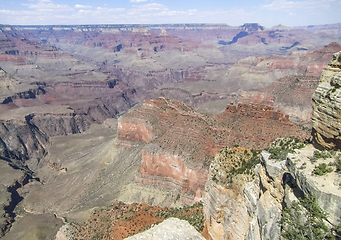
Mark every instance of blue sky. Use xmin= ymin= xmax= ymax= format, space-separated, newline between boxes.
xmin=0 ymin=0 xmax=340 ymax=27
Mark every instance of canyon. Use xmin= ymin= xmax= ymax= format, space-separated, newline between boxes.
xmin=202 ymin=51 xmax=341 ymax=240
xmin=0 ymin=23 xmax=340 ymax=239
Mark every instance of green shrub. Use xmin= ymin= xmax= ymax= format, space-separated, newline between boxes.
xmin=280 ymin=195 xmax=335 ymax=240
xmin=335 ymin=154 xmax=341 ymax=172
xmin=309 ymin=150 xmax=332 ymax=163
xmin=312 ymin=163 xmax=333 ymax=176
xmin=155 ymin=203 xmax=204 ymax=232
xmin=267 ymin=137 xmax=305 ymax=161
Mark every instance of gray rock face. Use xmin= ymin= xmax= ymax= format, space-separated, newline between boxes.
xmin=0 ymin=107 xmax=91 ymax=169
xmin=124 ymin=218 xmax=205 ymax=240
xmin=0 ymin=161 xmax=28 ymax=237
xmin=261 ymin=151 xmax=286 ymax=179
xmin=203 ymin=145 xmax=341 ymax=240
xmin=286 ymin=151 xmax=341 ymax=226
xmin=312 ymin=51 xmax=341 ymax=150
xmin=203 ymin=148 xmax=284 ymax=240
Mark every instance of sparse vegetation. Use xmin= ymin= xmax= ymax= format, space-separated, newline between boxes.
xmin=280 ymin=195 xmax=336 ymax=240
xmin=175 ymin=194 xmax=180 ymax=201
xmin=299 ymin=162 xmax=307 ymax=170
xmin=156 ymin=203 xmax=204 ymax=232
xmin=72 ymin=201 xmax=204 ymax=240
xmin=266 ymin=137 xmax=305 ymax=161
xmin=312 ymin=163 xmax=333 ymax=176
xmin=309 ymin=150 xmax=332 ymax=163
xmin=335 ymin=154 xmax=341 ymax=172
xmin=210 ymin=146 xmax=261 ymax=185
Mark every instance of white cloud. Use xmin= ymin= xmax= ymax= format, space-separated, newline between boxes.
xmin=74 ymin=4 xmax=93 ymax=9
xmin=131 ymin=3 xmax=168 ymax=12
xmin=22 ymin=0 xmax=73 ymax=12
xmin=261 ymin=0 xmax=334 ymax=11
xmin=0 ymin=0 xmax=338 ymax=26
xmin=130 ymin=0 xmax=148 ymax=2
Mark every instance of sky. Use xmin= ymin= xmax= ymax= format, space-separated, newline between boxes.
xmin=0 ymin=0 xmax=340 ymax=27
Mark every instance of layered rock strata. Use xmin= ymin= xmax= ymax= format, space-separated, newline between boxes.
xmin=0 ymin=106 xmax=91 ymax=169
xmin=117 ymin=98 xmax=308 ymax=204
xmin=312 ymin=51 xmax=341 ymax=150
xmin=237 ymin=43 xmax=341 ymax=124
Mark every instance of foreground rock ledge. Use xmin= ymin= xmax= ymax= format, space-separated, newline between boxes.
xmin=124 ymin=217 xmax=205 ymax=240
xmin=203 ymin=145 xmax=341 ymax=240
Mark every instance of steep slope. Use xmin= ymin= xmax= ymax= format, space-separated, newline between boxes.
xmin=117 ymin=98 xmax=309 ymax=204
xmin=203 ymin=141 xmax=341 ymax=240
xmin=203 ymin=51 xmax=341 ymax=240
xmin=237 ymin=42 xmax=341 ymax=124
xmin=312 ymin=50 xmax=341 ymax=150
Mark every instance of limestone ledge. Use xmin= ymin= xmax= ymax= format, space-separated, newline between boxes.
xmin=203 ymin=145 xmax=341 ymax=240
xmin=312 ymin=51 xmax=341 ymax=150
xmin=203 ymin=149 xmax=284 ymax=240
xmin=286 ymin=148 xmax=341 ymax=226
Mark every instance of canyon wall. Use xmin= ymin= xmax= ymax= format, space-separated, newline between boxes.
xmin=117 ymin=98 xmax=309 ymax=205
xmin=312 ymin=51 xmax=341 ymax=150
xmin=137 ymin=149 xmax=207 ymax=205
xmin=236 ymin=42 xmax=341 ymax=124
xmin=0 ymin=106 xmax=91 ymax=170
xmin=203 ymin=148 xmax=283 ymax=240
xmin=203 ymin=144 xmax=341 ymax=240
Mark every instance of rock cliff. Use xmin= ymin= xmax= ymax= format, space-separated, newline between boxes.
xmin=0 ymin=106 xmax=91 ymax=170
xmin=203 ymin=140 xmax=341 ymax=240
xmin=0 ymin=161 xmax=28 ymax=237
xmin=117 ymin=98 xmax=308 ymax=205
xmin=312 ymin=50 xmax=341 ymax=150
xmin=236 ymin=43 xmax=341 ymax=124
xmin=203 ymin=147 xmax=283 ymax=240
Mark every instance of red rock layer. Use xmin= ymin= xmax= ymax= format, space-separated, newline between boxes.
xmin=117 ymin=120 xmax=152 ymax=143
xmin=118 ymin=98 xmax=309 ymax=203
xmin=225 ymin=102 xmax=289 ymax=121
xmin=0 ymin=55 xmax=26 ymax=65
xmin=138 ymin=150 xmax=207 ymax=197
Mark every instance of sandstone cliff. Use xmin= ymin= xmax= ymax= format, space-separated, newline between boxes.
xmin=312 ymin=50 xmax=341 ymax=150
xmin=203 ymin=140 xmax=341 ymax=240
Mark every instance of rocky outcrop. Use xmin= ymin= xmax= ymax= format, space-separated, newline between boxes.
xmin=203 ymin=147 xmax=284 ymax=240
xmin=286 ymin=149 xmax=341 ymax=226
xmin=0 ymin=106 xmax=91 ymax=169
xmin=225 ymin=102 xmax=289 ymax=121
xmin=117 ymin=98 xmax=308 ymax=205
xmin=203 ymin=142 xmax=341 ymax=240
xmin=117 ymin=119 xmax=152 ymax=143
xmin=137 ymin=149 xmax=207 ymax=204
xmin=125 ymin=218 xmax=205 ymax=240
xmin=312 ymin=51 xmax=341 ymax=150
